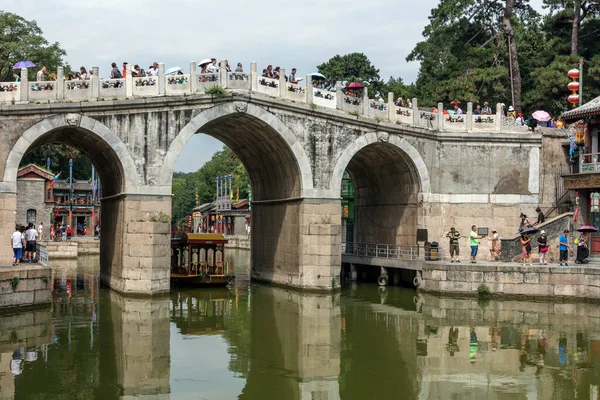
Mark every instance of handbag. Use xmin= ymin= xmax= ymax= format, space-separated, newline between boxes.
xmin=525 ymin=243 xmax=532 ymax=252
xmin=540 ymin=246 xmax=549 ymax=253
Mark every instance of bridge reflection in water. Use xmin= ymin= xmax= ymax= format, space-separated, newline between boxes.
xmin=3 ymin=255 xmax=600 ymax=399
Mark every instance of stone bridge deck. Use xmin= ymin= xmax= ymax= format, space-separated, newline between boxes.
xmin=0 ymin=60 xmax=528 ymax=134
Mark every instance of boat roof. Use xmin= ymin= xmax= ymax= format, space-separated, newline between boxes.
xmin=181 ymin=233 xmax=229 ymax=244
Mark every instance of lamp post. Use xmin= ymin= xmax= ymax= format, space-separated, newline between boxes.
xmin=69 ymin=158 xmax=73 ymax=235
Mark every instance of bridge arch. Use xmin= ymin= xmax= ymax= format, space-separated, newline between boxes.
xmin=161 ymin=101 xmax=314 ymax=201
xmin=330 ymin=132 xmax=430 ymax=245
xmin=3 ymin=114 xmax=139 ymax=196
xmin=330 ymin=132 xmax=430 ymax=196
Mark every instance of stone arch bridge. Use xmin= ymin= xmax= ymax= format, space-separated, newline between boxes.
xmin=0 ymin=88 xmax=544 ymax=294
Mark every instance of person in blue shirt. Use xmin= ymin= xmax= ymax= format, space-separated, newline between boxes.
xmin=559 ymin=230 xmax=572 ymax=267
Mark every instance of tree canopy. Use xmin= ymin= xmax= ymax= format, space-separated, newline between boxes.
xmin=171 ymin=146 xmax=250 ymax=225
xmin=405 ymin=0 xmax=600 ymax=115
xmin=0 ymin=11 xmax=68 ymax=82
xmin=20 ymin=144 xmax=93 ymax=180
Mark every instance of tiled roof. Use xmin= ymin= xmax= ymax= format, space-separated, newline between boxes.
xmin=561 ymin=96 xmax=600 ymax=122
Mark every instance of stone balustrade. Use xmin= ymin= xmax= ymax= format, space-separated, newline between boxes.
xmin=0 ymin=60 xmax=528 ymax=132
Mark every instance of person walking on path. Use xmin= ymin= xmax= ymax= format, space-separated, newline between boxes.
xmin=37 ymin=222 xmax=43 ymax=241
xmin=537 ymin=230 xmax=549 ymax=265
xmin=559 ymin=230 xmax=572 ymax=267
xmin=11 ymin=225 xmax=24 ymax=266
xmin=520 ymin=232 xmax=532 ymax=266
xmin=446 ymin=227 xmax=462 ymax=262
xmin=518 ymin=213 xmax=532 ymax=232
xmin=469 ymin=225 xmax=484 ymax=263
xmin=488 ymin=228 xmax=501 ymax=260
xmin=535 ymin=208 xmax=545 ymax=225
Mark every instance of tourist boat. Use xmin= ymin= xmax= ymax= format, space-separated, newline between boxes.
xmin=170 ymin=233 xmax=235 ymax=287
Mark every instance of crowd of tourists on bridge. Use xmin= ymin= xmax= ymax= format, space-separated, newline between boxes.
xmin=8 ymin=62 xmax=563 ymax=130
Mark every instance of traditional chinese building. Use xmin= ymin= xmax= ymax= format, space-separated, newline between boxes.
xmin=192 ymin=200 xmax=250 ymax=236
xmin=561 ymin=97 xmax=600 ymax=253
xmin=16 ymin=164 xmax=100 ymax=237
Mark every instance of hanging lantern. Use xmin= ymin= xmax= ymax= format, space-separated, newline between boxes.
xmin=568 ymin=69 xmax=580 ymax=79
xmin=568 ymin=69 xmax=580 ymax=108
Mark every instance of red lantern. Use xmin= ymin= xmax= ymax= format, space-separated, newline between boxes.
xmin=568 ymin=94 xmax=580 ymax=104
xmin=568 ymin=69 xmax=580 ymax=79
xmin=568 ymin=81 xmax=580 ymax=91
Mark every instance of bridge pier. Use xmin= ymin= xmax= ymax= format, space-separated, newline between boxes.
xmin=0 ymin=193 xmax=16 ymax=265
xmin=251 ymin=198 xmax=342 ymax=291
xmin=100 ymin=195 xmax=171 ymax=295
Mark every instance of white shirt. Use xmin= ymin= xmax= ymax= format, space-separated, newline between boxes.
xmin=207 ymin=63 xmax=218 ymax=73
xmin=11 ymin=231 xmax=23 ymax=248
xmin=38 ymin=225 xmax=43 ymax=234
xmin=36 ymin=70 xmax=45 ymax=81
xmin=25 ymin=228 xmax=38 ymax=242
xmin=149 ymin=67 xmax=159 ymax=76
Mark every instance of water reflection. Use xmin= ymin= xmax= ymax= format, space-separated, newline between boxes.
xmin=4 ymin=253 xmax=600 ymax=399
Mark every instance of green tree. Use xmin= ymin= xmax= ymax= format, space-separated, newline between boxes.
xmin=317 ymin=53 xmax=383 ymax=96
xmin=20 ymin=143 xmax=93 ymax=180
xmin=407 ymin=0 xmax=538 ymax=110
xmin=543 ymin=0 xmax=600 ymax=55
xmin=171 ymin=146 xmax=250 ymax=224
xmin=0 ymin=11 xmax=68 ymax=81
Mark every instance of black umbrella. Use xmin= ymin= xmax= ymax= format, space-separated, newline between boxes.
xmin=519 ymin=227 xmax=539 ymax=235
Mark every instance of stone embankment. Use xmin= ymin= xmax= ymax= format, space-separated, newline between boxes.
xmin=0 ymin=265 xmax=52 ymax=309
xmin=43 ymin=240 xmax=100 ymax=259
xmin=225 ymin=235 xmax=251 ymax=250
xmin=420 ymin=261 xmax=600 ymax=301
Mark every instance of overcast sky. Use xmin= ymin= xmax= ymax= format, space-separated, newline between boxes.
xmin=4 ymin=0 xmax=545 ymax=172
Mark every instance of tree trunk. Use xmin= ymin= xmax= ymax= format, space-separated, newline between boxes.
xmin=503 ymin=0 xmax=522 ymax=113
xmin=572 ymin=0 xmax=581 ymax=55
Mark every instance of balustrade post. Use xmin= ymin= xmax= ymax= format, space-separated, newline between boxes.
xmin=388 ymin=92 xmax=395 ymax=122
xmin=56 ymin=67 xmax=65 ymax=100
xmin=190 ymin=61 xmax=197 ymax=93
xmin=219 ymin=60 xmax=227 ymax=89
xmin=362 ymin=87 xmax=369 ymax=116
xmin=336 ymin=81 xmax=342 ymax=110
xmin=157 ymin=63 xmax=165 ymax=96
xmin=438 ymin=102 xmax=444 ymax=130
xmin=279 ymin=68 xmax=286 ymax=99
xmin=306 ymin=75 xmax=313 ymax=103
xmin=91 ymin=66 xmax=99 ymax=100
xmin=412 ymin=98 xmax=418 ymax=126
xmin=20 ymin=68 xmax=28 ymax=102
xmin=250 ymin=62 xmax=257 ymax=91
xmin=495 ymin=103 xmax=502 ymax=131
xmin=125 ymin=65 xmax=133 ymax=97
xmin=466 ymin=101 xmax=473 ymax=131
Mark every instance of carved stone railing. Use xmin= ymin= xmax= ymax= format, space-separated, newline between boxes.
xmin=2 ymin=61 xmax=531 ymax=133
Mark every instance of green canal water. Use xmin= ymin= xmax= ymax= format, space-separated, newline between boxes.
xmin=3 ymin=251 xmax=600 ymax=399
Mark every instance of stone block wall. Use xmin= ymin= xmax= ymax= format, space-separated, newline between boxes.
xmin=421 ymin=262 xmax=600 ymax=301
xmin=251 ymin=199 xmax=342 ymax=290
xmin=0 ymin=265 xmax=52 ymax=309
xmin=45 ymin=242 xmax=78 ymax=259
xmin=0 ymin=193 xmax=17 ymax=266
xmin=101 ymin=195 xmax=171 ymax=294
xmin=16 ymin=179 xmax=53 ymax=232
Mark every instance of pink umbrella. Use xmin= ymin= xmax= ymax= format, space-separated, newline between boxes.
xmin=532 ymin=110 xmax=551 ymax=122
xmin=577 ymin=225 xmax=598 ymax=232
xmin=346 ymin=82 xmax=364 ymax=89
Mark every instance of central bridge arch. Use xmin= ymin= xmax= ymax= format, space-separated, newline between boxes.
xmin=164 ymin=102 xmax=326 ymax=288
